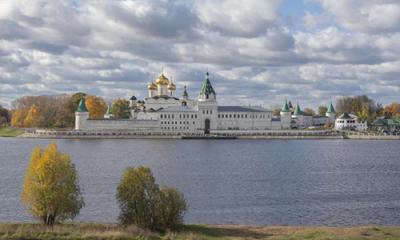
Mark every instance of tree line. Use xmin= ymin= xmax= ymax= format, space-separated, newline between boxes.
xmin=5 ymin=93 xmax=131 ymax=128
xmin=21 ymin=142 xmax=186 ymax=231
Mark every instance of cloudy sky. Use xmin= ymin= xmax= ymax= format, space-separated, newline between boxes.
xmin=0 ymin=0 xmax=399 ymax=109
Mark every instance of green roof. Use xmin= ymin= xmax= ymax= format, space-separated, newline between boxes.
xmin=338 ymin=112 xmax=352 ymax=119
xmin=76 ymin=98 xmax=88 ymax=112
xmin=200 ymin=72 xmax=216 ymax=95
xmin=327 ymin=102 xmax=336 ymax=113
xmin=281 ymin=99 xmax=290 ymax=112
xmin=293 ymin=103 xmax=302 ymax=116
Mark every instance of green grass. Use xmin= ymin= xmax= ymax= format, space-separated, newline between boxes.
xmin=1 ymin=223 xmax=400 ymax=240
xmin=0 ymin=127 xmax=23 ymax=137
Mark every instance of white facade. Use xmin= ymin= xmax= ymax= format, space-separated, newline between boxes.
xmin=335 ymin=113 xmax=367 ymax=131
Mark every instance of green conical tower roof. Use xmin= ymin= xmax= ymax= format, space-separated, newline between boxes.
xmin=327 ymin=102 xmax=336 ymax=113
xmin=281 ymin=99 xmax=290 ymax=112
xmin=294 ymin=103 xmax=302 ymax=116
xmin=200 ymin=72 xmax=216 ymax=95
xmin=76 ymin=98 xmax=88 ymax=112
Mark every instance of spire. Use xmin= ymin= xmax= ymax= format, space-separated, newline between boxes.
xmin=294 ymin=103 xmax=303 ymax=116
xmin=281 ymin=99 xmax=290 ymax=112
xmin=200 ymin=72 xmax=216 ymax=95
xmin=183 ymin=85 xmax=188 ymax=97
xmin=76 ymin=98 xmax=88 ymax=112
xmin=327 ymin=102 xmax=336 ymax=113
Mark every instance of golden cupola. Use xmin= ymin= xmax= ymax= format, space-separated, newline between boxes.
xmin=167 ymin=82 xmax=176 ymax=91
xmin=147 ymin=82 xmax=157 ymax=90
xmin=156 ymin=73 xmax=169 ymax=85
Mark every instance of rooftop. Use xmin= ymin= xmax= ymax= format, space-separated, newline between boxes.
xmin=218 ymin=106 xmax=270 ymax=112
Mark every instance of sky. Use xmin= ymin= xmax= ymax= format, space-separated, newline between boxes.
xmin=0 ymin=0 xmax=399 ymax=109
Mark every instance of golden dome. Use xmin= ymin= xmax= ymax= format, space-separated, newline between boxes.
xmin=156 ymin=73 xmax=169 ymax=85
xmin=147 ymin=82 xmax=157 ymax=90
xmin=167 ymin=82 xmax=176 ymax=91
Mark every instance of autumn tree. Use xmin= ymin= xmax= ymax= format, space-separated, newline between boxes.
xmin=112 ymin=98 xmax=131 ymax=119
xmin=383 ymin=102 xmax=400 ymax=118
xmin=11 ymin=109 xmax=27 ymax=127
xmin=336 ymin=95 xmax=378 ymax=123
xmin=85 ymin=95 xmax=107 ymax=119
xmin=303 ymin=108 xmax=315 ymax=116
xmin=116 ymin=166 xmax=187 ymax=231
xmin=21 ymin=143 xmax=84 ymax=226
xmin=24 ymin=105 xmax=43 ymax=128
xmin=318 ymin=105 xmax=328 ymax=116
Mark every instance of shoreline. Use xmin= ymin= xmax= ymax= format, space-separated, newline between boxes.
xmin=0 ymin=222 xmax=399 ymax=240
xmin=17 ymin=131 xmax=400 ymax=140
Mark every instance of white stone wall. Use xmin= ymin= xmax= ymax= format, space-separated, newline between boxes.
xmin=82 ymin=119 xmax=159 ymax=131
xmin=217 ymin=111 xmax=272 ymax=130
xmin=159 ymin=111 xmax=200 ymax=132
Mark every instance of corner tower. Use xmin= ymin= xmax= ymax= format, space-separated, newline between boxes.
xmin=280 ymin=99 xmax=291 ymax=129
xmin=326 ymin=102 xmax=336 ymax=121
xmin=75 ymin=98 xmax=89 ymax=130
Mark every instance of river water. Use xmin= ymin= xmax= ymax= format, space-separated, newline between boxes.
xmin=0 ymin=138 xmax=400 ymax=226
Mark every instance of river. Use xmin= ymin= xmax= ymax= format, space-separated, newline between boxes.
xmin=1 ymin=138 xmax=399 ymax=226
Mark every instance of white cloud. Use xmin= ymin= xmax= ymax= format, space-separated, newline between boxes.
xmin=0 ymin=0 xmax=399 ymax=109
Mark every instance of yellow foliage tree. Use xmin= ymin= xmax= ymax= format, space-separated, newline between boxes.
xmin=21 ymin=142 xmax=84 ymax=225
xmin=11 ymin=109 xmax=27 ymax=127
xmin=24 ymin=105 xmax=43 ymax=128
xmin=85 ymin=96 xmax=107 ymax=119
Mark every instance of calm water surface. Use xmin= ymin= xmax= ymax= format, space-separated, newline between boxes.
xmin=1 ymin=138 xmax=400 ymax=226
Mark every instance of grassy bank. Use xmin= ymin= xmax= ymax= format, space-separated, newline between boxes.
xmin=0 ymin=127 xmax=23 ymax=137
xmin=1 ymin=223 xmax=400 ymax=240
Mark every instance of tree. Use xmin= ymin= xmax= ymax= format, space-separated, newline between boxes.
xmin=21 ymin=143 xmax=84 ymax=226
xmin=383 ymin=102 xmax=400 ymax=118
xmin=112 ymin=98 xmax=131 ymax=119
xmin=11 ymin=109 xmax=27 ymax=127
xmin=156 ymin=187 xmax=187 ymax=230
xmin=303 ymin=108 xmax=315 ymax=116
xmin=116 ymin=166 xmax=160 ymax=229
xmin=0 ymin=105 xmax=11 ymax=126
xmin=24 ymin=105 xmax=43 ymax=128
xmin=116 ymin=166 xmax=187 ymax=231
xmin=336 ymin=95 xmax=378 ymax=123
xmin=318 ymin=105 xmax=328 ymax=116
xmin=85 ymin=95 xmax=107 ymax=119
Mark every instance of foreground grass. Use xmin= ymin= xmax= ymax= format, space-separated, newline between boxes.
xmin=0 ymin=127 xmax=23 ymax=137
xmin=1 ymin=223 xmax=400 ymax=240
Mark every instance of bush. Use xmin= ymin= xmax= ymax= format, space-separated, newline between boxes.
xmin=116 ymin=166 xmax=186 ymax=231
xmin=157 ymin=187 xmax=187 ymax=230
xmin=21 ymin=143 xmax=84 ymax=226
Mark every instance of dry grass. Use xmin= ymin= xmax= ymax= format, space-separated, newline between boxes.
xmin=1 ymin=223 xmax=400 ymax=240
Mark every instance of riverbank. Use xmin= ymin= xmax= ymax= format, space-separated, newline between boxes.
xmin=0 ymin=223 xmax=399 ymax=240
xmin=0 ymin=127 xmax=23 ymax=137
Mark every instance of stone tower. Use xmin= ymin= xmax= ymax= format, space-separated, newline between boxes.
xmin=75 ymin=98 xmax=89 ymax=130
xmin=280 ymin=99 xmax=292 ymax=129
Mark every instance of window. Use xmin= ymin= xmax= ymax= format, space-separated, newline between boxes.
xmin=210 ymin=110 xmax=212 ymax=114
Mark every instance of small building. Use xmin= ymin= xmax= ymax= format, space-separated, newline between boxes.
xmin=371 ymin=117 xmax=400 ymax=134
xmin=335 ymin=113 xmax=367 ymax=131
